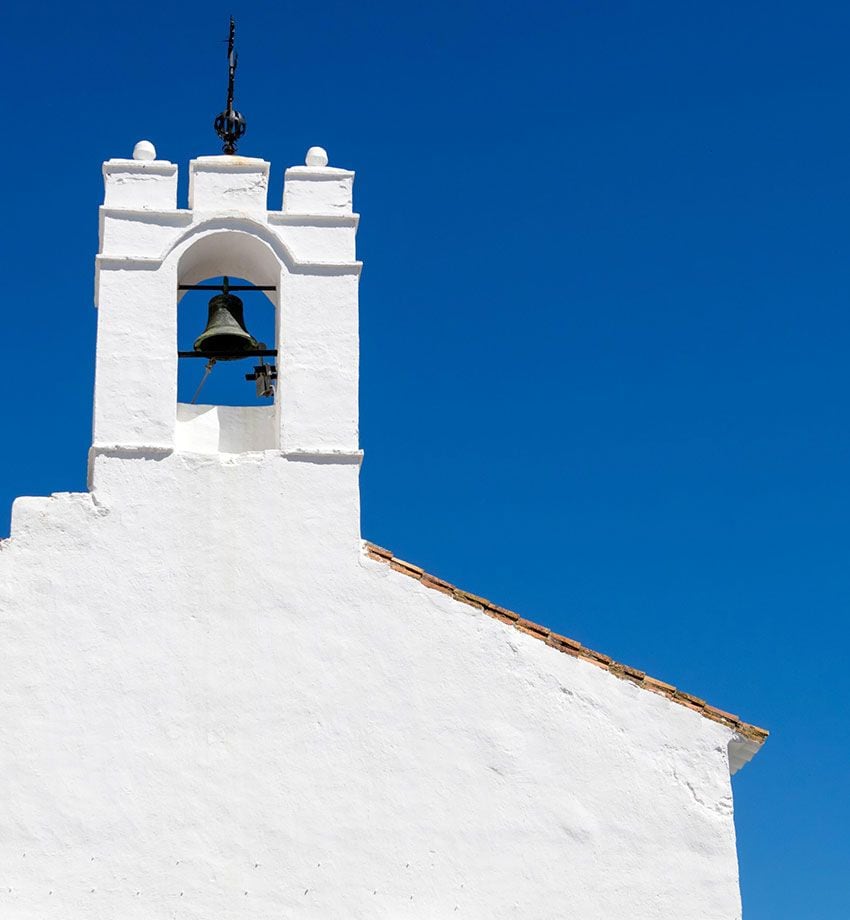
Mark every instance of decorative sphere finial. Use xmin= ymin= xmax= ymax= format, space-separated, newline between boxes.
xmin=133 ymin=140 xmax=156 ymax=161
xmin=306 ymin=146 xmax=329 ymax=167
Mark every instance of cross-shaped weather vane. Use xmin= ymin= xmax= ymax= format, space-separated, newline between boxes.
xmin=213 ymin=17 xmax=247 ymax=154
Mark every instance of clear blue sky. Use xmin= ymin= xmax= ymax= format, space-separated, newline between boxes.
xmin=3 ymin=2 xmax=848 ymax=915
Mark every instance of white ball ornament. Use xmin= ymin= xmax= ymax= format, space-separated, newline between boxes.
xmin=305 ymin=146 xmax=329 ymax=167
xmin=133 ymin=140 xmax=157 ymax=161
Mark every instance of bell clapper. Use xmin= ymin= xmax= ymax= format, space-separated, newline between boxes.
xmin=191 ymin=358 xmax=217 ymax=405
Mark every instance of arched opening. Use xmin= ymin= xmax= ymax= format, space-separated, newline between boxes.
xmin=177 ymin=276 xmax=276 ymax=407
xmin=172 ymin=229 xmax=285 ymax=454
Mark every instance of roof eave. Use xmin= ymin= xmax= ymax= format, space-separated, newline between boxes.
xmin=363 ymin=541 xmax=769 ymax=773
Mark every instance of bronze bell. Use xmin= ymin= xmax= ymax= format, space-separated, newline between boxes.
xmin=193 ymin=280 xmax=259 ymax=359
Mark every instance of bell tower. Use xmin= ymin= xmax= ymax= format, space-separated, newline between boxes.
xmin=95 ymin=140 xmax=360 ymax=458
xmin=84 ymin=139 xmax=364 ymax=571
xmin=86 ymin=23 xmax=363 ymax=561
xmin=93 ymin=19 xmax=360 ymax=465
xmin=90 ymin=137 xmax=362 ymax=549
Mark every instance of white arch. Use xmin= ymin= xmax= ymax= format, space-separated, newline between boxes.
xmin=161 ymin=218 xmax=295 ymax=305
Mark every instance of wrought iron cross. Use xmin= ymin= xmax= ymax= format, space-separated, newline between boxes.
xmin=214 ymin=17 xmax=247 ymax=155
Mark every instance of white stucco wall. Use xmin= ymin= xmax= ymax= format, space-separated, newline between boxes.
xmin=175 ymin=404 xmax=277 ymax=454
xmin=0 ymin=147 xmax=751 ymax=919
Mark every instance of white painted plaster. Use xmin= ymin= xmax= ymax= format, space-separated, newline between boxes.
xmin=283 ymin=166 xmax=354 ymax=215
xmin=0 ymin=149 xmax=756 ymax=919
xmin=189 ymin=156 xmax=270 ymax=212
xmin=0 ymin=457 xmax=748 ymax=919
xmin=98 ymin=209 xmax=192 ymax=259
xmin=305 ymin=145 xmax=329 ymax=167
xmin=132 ymin=139 xmax=157 ymax=161
xmin=175 ymin=403 xmax=277 ymax=454
xmin=102 ymin=159 xmax=178 ymax=211
xmin=267 ymin=213 xmax=358 ymax=264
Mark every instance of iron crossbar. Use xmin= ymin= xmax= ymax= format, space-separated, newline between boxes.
xmin=178 ymin=284 xmax=276 ymax=292
xmin=178 ymin=350 xmax=277 ymax=359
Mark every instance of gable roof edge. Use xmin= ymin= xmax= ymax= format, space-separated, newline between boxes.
xmin=363 ymin=541 xmax=768 ymax=767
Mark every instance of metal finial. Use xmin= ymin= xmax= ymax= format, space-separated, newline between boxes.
xmin=213 ymin=17 xmax=247 ymax=155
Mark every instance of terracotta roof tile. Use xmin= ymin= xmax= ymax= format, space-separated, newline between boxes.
xmin=644 ymin=675 xmax=677 ymax=694
xmin=363 ymin=541 xmax=768 ymax=746
xmin=547 ymin=632 xmax=582 ymax=654
xmin=420 ymin=573 xmax=454 ymax=595
xmin=516 ymin=618 xmax=551 ymax=640
xmin=389 ymin=557 xmax=424 ymax=578
xmin=704 ymin=705 xmax=740 ymax=724
xmin=676 ymin=691 xmax=707 ymax=710
xmin=609 ymin=663 xmax=647 ymax=686
xmin=453 ymin=589 xmax=487 ymax=610
xmin=583 ymin=648 xmax=614 ymax=667
xmin=488 ymin=605 xmax=520 ymax=624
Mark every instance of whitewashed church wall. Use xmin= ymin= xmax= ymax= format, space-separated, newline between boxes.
xmin=0 ymin=454 xmax=742 ymax=919
xmin=0 ymin=147 xmax=749 ymax=920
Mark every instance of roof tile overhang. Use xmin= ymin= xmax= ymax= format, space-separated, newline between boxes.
xmin=364 ymin=542 xmax=768 ymax=767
